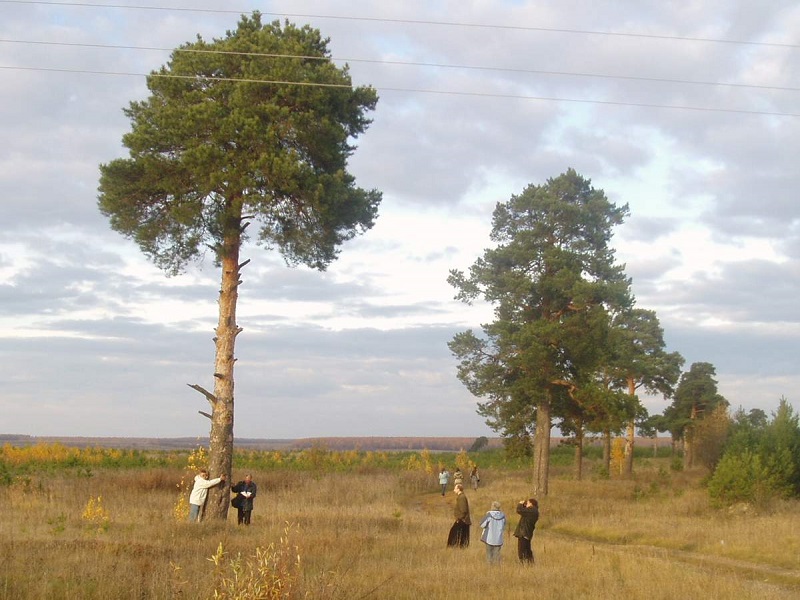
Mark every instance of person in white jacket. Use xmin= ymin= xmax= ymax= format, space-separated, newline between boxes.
xmin=188 ymin=469 xmax=226 ymax=522
xmin=479 ymin=500 xmax=507 ymax=564
xmin=438 ymin=468 xmax=450 ymax=496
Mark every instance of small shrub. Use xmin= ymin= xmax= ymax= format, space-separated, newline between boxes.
xmin=208 ymin=526 xmax=302 ymax=599
xmin=174 ymin=446 xmax=208 ymax=522
xmin=82 ymin=496 xmax=110 ymax=532
xmin=455 ymin=449 xmax=473 ymax=475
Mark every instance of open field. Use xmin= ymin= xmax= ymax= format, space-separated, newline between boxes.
xmin=1 ymin=447 xmax=799 ymax=599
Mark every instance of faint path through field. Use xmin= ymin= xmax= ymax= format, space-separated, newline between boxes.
xmin=547 ymin=529 xmax=800 ymax=589
xmin=412 ymin=491 xmax=800 ymax=592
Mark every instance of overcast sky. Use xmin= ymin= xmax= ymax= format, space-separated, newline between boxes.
xmin=2 ymin=1 xmax=798 ymax=439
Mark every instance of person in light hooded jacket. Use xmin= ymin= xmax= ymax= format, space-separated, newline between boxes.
xmin=479 ymin=500 xmax=506 ymax=563
xmin=188 ymin=469 xmax=225 ymax=523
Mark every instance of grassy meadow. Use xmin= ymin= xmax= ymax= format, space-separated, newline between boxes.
xmin=1 ymin=444 xmax=799 ymax=599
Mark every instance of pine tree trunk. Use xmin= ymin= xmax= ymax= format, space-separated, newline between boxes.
xmin=205 ymin=217 xmax=243 ymax=520
xmin=623 ymin=419 xmax=635 ymax=477
xmin=602 ymin=428 xmax=611 ymax=473
xmin=683 ymin=403 xmax=697 ymax=470
xmin=623 ymin=378 xmax=636 ymax=477
xmin=532 ymin=395 xmax=552 ymax=496
xmin=683 ymin=429 xmax=693 ymax=470
xmin=574 ymin=422 xmax=584 ymax=481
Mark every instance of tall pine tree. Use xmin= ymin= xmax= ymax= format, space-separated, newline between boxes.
xmin=98 ymin=14 xmax=381 ymax=518
xmin=448 ymin=169 xmax=630 ymax=495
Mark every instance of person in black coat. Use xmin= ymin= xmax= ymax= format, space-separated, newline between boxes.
xmin=513 ymin=498 xmax=539 ymax=563
xmin=446 ymin=484 xmax=471 ymax=547
xmin=231 ymin=474 xmax=257 ymax=525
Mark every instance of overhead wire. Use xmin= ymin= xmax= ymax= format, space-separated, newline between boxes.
xmin=2 ymin=0 xmax=799 ymax=49
xmin=3 ymin=64 xmax=797 ymax=118
xmin=1 ymin=1 xmax=797 ymax=117
xmin=2 ymin=38 xmax=799 ymax=94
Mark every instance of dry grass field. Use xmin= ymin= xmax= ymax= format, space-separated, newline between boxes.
xmin=1 ymin=452 xmax=799 ymax=599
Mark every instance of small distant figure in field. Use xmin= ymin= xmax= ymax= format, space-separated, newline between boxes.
xmin=188 ymin=469 xmax=226 ymax=523
xmin=470 ymin=466 xmax=480 ymax=490
xmin=438 ymin=468 xmax=450 ymax=496
xmin=446 ymin=483 xmax=471 ymax=548
xmin=231 ymin=474 xmax=257 ymax=525
xmin=514 ymin=498 xmax=539 ymax=563
xmin=453 ymin=468 xmax=464 ymax=489
xmin=479 ymin=500 xmax=506 ymax=564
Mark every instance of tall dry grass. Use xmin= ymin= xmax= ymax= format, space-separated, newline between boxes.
xmin=0 ymin=459 xmax=798 ymax=599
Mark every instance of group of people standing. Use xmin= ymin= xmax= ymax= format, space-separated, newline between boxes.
xmin=188 ymin=470 xmax=258 ymax=525
xmin=186 ymin=464 xmax=538 ymax=567
xmin=444 ymin=475 xmax=539 ymax=564
xmin=438 ymin=466 xmax=481 ymax=496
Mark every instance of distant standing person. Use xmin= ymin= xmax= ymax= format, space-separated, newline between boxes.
xmin=479 ymin=500 xmax=506 ymax=564
xmin=446 ymin=483 xmax=471 ymax=547
xmin=438 ymin=468 xmax=450 ymax=496
xmin=453 ymin=468 xmax=463 ymax=489
xmin=470 ymin=466 xmax=480 ymax=490
xmin=514 ymin=498 xmax=539 ymax=563
xmin=231 ymin=474 xmax=257 ymax=525
xmin=188 ymin=469 xmax=226 ymax=523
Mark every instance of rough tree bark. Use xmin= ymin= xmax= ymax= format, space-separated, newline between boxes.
xmin=683 ymin=403 xmax=697 ymax=470
xmin=574 ymin=421 xmax=584 ymax=481
xmin=532 ymin=395 xmax=552 ymax=496
xmin=623 ymin=378 xmax=637 ymax=477
xmin=189 ymin=211 xmax=246 ymax=520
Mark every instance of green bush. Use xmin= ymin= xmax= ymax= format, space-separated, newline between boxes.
xmin=708 ymin=398 xmax=800 ymax=505
xmin=707 ymin=450 xmax=788 ymax=505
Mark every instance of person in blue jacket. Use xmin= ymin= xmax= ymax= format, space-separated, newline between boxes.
xmin=479 ymin=500 xmax=506 ymax=563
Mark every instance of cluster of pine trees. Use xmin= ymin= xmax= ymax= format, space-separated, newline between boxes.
xmin=448 ymin=170 xmax=792 ymax=503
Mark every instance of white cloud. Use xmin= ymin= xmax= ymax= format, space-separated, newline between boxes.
xmin=1 ymin=1 xmax=798 ymax=438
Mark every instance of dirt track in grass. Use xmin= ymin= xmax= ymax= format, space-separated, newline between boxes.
xmin=413 ymin=490 xmax=800 ymax=592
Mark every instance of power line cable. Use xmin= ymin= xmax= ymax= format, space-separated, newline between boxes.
xmin=2 ymin=38 xmax=798 ymax=93
xmin=2 ymin=0 xmax=798 ymax=49
xmin=2 ymin=64 xmax=797 ymax=118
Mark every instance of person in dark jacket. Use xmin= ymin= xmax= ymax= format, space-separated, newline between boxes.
xmin=513 ymin=498 xmax=539 ymax=563
xmin=231 ymin=474 xmax=257 ymax=525
xmin=446 ymin=483 xmax=471 ymax=547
